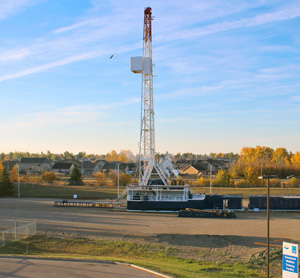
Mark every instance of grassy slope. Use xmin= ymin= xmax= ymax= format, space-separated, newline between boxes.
xmin=0 ymin=235 xmax=265 ymax=278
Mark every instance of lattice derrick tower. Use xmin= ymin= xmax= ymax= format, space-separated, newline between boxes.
xmin=131 ymin=7 xmax=168 ymax=186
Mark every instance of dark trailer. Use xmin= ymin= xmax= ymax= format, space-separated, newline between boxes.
xmin=249 ymin=195 xmax=300 ymax=211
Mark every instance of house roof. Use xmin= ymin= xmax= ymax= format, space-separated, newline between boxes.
xmin=20 ymin=158 xmax=50 ymax=164
xmin=191 ymin=163 xmax=207 ymax=171
xmin=182 ymin=163 xmax=207 ymax=172
xmin=124 ymin=162 xmax=137 ymax=170
xmin=81 ymin=161 xmax=96 ymax=170
xmin=2 ymin=161 xmax=18 ymax=171
xmin=102 ymin=162 xmax=126 ymax=171
xmin=52 ymin=162 xmax=73 ymax=170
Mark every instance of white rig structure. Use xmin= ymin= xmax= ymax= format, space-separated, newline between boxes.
xmin=131 ymin=7 xmax=168 ymax=186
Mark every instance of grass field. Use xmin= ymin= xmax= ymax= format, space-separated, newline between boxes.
xmin=12 ymin=183 xmax=123 ymax=199
xmin=12 ymin=182 xmax=300 ymax=199
xmin=0 ymin=235 xmax=266 ymax=278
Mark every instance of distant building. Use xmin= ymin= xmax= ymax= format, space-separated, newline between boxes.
xmin=180 ymin=163 xmax=208 ymax=177
xmin=19 ymin=158 xmax=52 ymax=174
xmin=2 ymin=160 xmax=18 ymax=171
xmin=52 ymin=162 xmax=74 ymax=174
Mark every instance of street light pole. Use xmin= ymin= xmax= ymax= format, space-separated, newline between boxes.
xmin=209 ymin=164 xmax=212 ymax=195
xmin=267 ymin=176 xmax=270 ymax=278
xmin=117 ymin=163 xmax=120 ymax=198
xmin=18 ymin=163 xmax=20 ymax=198
xmin=259 ymin=175 xmax=271 ymax=278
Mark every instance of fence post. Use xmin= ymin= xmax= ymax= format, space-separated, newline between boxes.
xmin=34 ymin=219 xmax=37 ymax=235
xmin=26 ymin=225 xmax=28 ymax=237
xmin=15 ymin=221 xmax=17 ymax=240
xmin=2 ymin=232 xmax=4 ymax=246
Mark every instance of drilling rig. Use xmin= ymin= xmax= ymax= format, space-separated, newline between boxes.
xmin=131 ymin=7 xmax=168 ymax=187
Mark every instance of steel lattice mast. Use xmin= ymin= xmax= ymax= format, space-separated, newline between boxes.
xmin=131 ymin=7 xmax=168 ymax=186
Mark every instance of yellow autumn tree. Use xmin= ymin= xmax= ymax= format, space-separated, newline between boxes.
xmin=10 ymin=167 xmax=18 ymax=182
xmin=105 ymin=150 xmax=118 ymax=161
xmin=94 ymin=172 xmax=107 ymax=186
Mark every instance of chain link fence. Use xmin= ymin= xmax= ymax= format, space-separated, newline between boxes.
xmin=0 ymin=220 xmax=36 ymax=246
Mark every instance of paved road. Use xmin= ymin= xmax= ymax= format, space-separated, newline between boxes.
xmin=0 ymin=198 xmax=299 ymax=243
xmin=0 ymin=257 xmax=163 ymax=278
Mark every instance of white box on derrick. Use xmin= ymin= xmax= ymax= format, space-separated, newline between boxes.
xmin=131 ymin=57 xmax=152 ymax=74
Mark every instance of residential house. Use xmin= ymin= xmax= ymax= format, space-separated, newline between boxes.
xmin=52 ymin=162 xmax=74 ymax=174
xmin=92 ymin=160 xmax=108 ymax=174
xmin=124 ymin=162 xmax=137 ymax=175
xmin=19 ymin=158 xmax=52 ymax=174
xmin=81 ymin=161 xmax=97 ymax=176
xmin=2 ymin=160 xmax=18 ymax=171
xmin=180 ymin=162 xmax=208 ymax=177
xmin=102 ymin=161 xmax=127 ymax=175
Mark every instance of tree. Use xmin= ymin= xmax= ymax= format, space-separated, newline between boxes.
xmin=0 ymin=167 xmax=14 ymax=196
xmin=215 ymin=169 xmax=234 ymax=186
xmin=9 ymin=167 xmax=18 ymax=182
xmin=289 ymin=177 xmax=300 ymax=188
xmin=94 ymin=172 xmax=106 ymax=186
xmin=69 ymin=164 xmax=82 ymax=185
xmin=109 ymin=172 xmax=132 ymax=186
xmin=119 ymin=173 xmax=132 ymax=186
xmin=105 ymin=150 xmax=118 ymax=161
xmin=63 ymin=151 xmax=74 ymax=160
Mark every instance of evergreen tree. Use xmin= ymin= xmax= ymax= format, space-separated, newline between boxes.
xmin=0 ymin=167 xmax=14 ymax=196
xmin=69 ymin=164 xmax=82 ymax=185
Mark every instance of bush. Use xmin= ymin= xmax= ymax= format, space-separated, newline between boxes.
xmin=234 ymin=179 xmax=248 ymax=188
xmin=289 ymin=177 xmax=300 ymax=188
xmin=42 ymin=171 xmax=57 ymax=182
xmin=196 ymin=177 xmax=210 ymax=187
xmin=94 ymin=172 xmax=107 ymax=186
xmin=109 ymin=172 xmax=132 ymax=186
xmin=270 ymin=178 xmax=281 ymax=188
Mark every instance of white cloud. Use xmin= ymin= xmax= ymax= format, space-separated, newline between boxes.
xmin=0 ymin=50 xmax=107 ymax=82
xmin=157 ymin=5 xmax=300 ymax=42
xmin=0 ymin=0 xmax=38 ymax=20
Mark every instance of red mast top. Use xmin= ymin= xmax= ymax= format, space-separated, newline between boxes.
xmin=144 ymin=7 xmax=152 ymax=42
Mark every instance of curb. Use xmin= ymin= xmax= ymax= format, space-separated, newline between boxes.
xmin=0 ymin=255 xmax=116 ymax=264
xmin=129 ymin=263 xmax=173 ymax=278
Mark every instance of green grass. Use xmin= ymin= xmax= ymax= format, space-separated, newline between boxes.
xmin=10 ymin=183 xmax=300 ymax=199
xmin=11 ymin=183 xmax=124 ymax=199
xmin=0 ymin=235 xmax=264 ymax=278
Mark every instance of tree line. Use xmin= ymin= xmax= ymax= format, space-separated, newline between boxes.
xmin=0 ymin=149 xmax=136 ymax=163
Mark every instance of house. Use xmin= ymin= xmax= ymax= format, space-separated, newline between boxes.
xmin=19 ymin=158 xmax=52 ymax=174
xmin=175 ymin=159 xmax=192 ymax=169
xmin=92 ymin=160 xmax=108 ymax=174
xmin=102 ymin=162 xmax=127 ymax=174
xmin=180 ymin=162 xmax=208 ymax=177
xmin=2 ymin=160 xmax=18 ymax=171
xmin=81 ymin=161 xmax=97 ymax=176
xmin=52 ymin=162 xmax=74 ymax=174
xmin=124 ymin=162 xmax=137 ymax=175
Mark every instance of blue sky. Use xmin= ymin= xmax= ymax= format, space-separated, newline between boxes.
xmin=0 ymin=0 xmax=299 ymax=155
